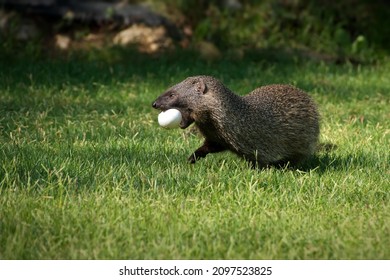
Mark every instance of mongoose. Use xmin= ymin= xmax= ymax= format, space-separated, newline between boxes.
xmin=152 ymin=76 xmax=320 ymax=168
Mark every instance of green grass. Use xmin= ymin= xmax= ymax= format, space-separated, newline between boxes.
xmin=0 ymin=49 xmax=389 ymax=259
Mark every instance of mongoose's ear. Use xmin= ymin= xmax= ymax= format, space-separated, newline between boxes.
xmin=195 ymin=78 xmax=207 ymax=94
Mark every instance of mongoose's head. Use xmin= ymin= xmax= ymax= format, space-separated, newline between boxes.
xmin=152 ymin=76 xmax=222 ymax=129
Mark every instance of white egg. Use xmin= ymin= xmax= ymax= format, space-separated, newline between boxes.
xmin=158 ymin=109 xmax=182 ymax=129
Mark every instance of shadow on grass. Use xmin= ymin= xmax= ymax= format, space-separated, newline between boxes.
xmin=0 ymin=139 xmax=190 ymax=191
xmin=251 ymin=140 xmax=379 ymax=174
xmin=296 ymin=151 xmax=378 ymax=174
xmin=1 ymin=46 xmax=387 ymax=115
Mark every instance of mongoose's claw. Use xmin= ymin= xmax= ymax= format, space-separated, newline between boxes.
xmin=188 ymin=154 xmax=197 ymax=164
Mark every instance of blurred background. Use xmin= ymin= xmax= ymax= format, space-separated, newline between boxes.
xmin=1 ymin=0 xmax=389 ymax=62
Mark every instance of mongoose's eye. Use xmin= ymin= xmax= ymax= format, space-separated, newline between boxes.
xmin=169 ymin=93 xmax=175 ymax=98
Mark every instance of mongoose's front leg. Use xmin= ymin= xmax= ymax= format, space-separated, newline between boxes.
xmin=188 ymin=141 xmax=227 ymax=163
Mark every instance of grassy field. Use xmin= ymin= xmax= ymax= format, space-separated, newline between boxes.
xmin=0 ymin=49 xmax=389 ymax=259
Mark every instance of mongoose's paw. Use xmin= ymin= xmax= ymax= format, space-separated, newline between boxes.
xmin=188 ymin=152 xmax=203 ymax=164
xmin=188 ymin=154 xmax=197 ymax=164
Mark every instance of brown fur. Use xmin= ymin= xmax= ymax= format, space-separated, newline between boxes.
xmin=152 ymin=76 xmax=320 ymax=168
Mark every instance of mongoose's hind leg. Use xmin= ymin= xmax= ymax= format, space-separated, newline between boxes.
xmin=249 ymin=160 xmax=267 ymax=169
xmin=270 ymin=153 xmax=308 ymax=168
xmin=188 ymin=141 xmax=227 ymax=163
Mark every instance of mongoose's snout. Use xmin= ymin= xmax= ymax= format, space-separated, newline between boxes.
xmin=152 ymin=101 xmax=159 ymax=109
xmin=152 ymin=91 xmax=195 ymax=129
xmin=152 ymin=99 xmax=168 ymax=111
xmin=152 ymin=90 xmax=175 ymax=111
